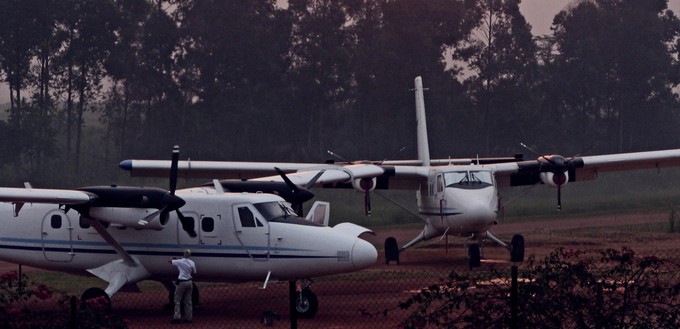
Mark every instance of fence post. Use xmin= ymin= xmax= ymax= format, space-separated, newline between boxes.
xmin=289 ymin=281 xmax=297 ymax=329
xmin=510 ymin=265 xmax=518 ymax=329
xmin=69 ymin=296 xmax=77 ymax=329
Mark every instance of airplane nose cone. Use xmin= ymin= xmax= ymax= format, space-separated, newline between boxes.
xmin=351 ymin=239 xmax=377 ymax=270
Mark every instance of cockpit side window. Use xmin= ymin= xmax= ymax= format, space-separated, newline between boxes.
xmin=253 ymin=201 xmax=322 ymax=226
xmin=237 ymin=207 xmax=263 ymax=228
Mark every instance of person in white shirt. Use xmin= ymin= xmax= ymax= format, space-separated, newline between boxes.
xmin=170 ymin=249 xmax=197 ymax=324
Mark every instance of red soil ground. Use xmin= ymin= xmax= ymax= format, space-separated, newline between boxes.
xmin=2 ymin=211 xmax=678 ymax=328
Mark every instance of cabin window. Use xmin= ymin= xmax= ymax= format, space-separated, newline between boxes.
xmin=202 ymin=216 xmax=214 ymax=232
xmin=50 ymin=215 xmax=62 ymax=229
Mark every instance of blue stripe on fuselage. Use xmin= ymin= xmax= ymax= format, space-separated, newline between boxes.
xmin=0 ymin=237 xmax=334 ymax=260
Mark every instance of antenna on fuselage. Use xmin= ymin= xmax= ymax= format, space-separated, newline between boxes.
xmin=413 ymin=76 xmax=431 ymax=167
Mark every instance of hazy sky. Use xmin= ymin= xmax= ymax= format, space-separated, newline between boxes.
xmin=521 ymin=0 xmax=680 ymax=35
xmin=2 ymin=0 xmax=680 ymax=104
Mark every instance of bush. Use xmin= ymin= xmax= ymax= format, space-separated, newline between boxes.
xmin=0 ymin=270 xmax=128 ymax=329
xmin=400 ymin=247 xmax=680 ymax=328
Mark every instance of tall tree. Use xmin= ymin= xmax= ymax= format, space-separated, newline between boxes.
xmin=55 ymin=0 xmax=121 ymax=173
xmin=105 ymin=0 xmax=179 ymax=159
xmin=174 ymin=0 xmax=292 ymax=160
xmin=457 ymin=0 xmax=538 ymax=155
xmin=549 ymin=0 xmax=680 ymax=153
xmin=350 ymin=0 xmax=479 ymax=159
xmin=0 ymin=0 xmax=42 ymax=156
xmin=287 ymin=0 xmax=357 ymax=159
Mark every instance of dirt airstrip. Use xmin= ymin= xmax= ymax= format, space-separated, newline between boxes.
xmin=2 ymin=211 xmax=679 ymax=328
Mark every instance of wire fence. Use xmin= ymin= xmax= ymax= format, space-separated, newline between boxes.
xmin=2 ymin=245 xmax=680 ymax=328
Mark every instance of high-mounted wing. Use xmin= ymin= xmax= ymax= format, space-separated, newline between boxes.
xmin=490 ymin=149 xmax=680 ymax=187
xmin=0 ymin=187 xmax=95 ymax=216
xmin=120 ymin=159 xmax=388 ymax=189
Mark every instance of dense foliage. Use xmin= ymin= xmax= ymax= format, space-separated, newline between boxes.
xmin=1 ymin=0 xmax=680 ymax=187
xmin=400 ymin=247 xmax=680 ymax=328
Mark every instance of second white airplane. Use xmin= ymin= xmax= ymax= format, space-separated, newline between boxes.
xmin=120 ymin=77 xmax=680 ymax=267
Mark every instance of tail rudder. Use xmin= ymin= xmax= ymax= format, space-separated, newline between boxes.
xmin=414 ymin=76 xmax=431 ymax=167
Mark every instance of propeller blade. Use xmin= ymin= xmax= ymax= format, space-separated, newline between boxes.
xmin=304 ymin=169 xmax=325 ymax=189
xmin=176 ymin=209 xmax=197 ymax=237
xmin=293 ymin=203 xmax=303 ymax=217
xmin=170 ymin=145 xmax=179 ymax=195
xmin=275 ymin=167 xmax=298 ymax=191
xmin=169 ymin=146 xmax=193 ymax=236
xmin=274 ymin=167 xmax=316 ymax=206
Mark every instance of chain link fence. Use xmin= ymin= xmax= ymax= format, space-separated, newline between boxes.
xmin=2 ymin=246 xmax=680 ymax=328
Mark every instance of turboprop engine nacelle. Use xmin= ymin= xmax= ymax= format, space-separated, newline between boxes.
xmin=539 ymin=171 xmax=569 ymax=187
xmin=352 ymin=177 xmax=376 ymax=192
xmin=87 ymin=207 xmax=170 ymax=229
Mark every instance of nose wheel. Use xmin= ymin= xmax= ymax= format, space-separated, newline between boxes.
xmin=295 ymin=288 xmax=318 ymax=318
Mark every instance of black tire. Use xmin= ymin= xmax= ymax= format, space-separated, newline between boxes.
xmin=80 ymin=287 xmax=111 ymax=312
xmin=510 ymin=234 xmax=525 ymax=262
xmin=468 ymin=244 xmax=481 ymax=269
xmin=295 ymin=289 xmax=319 ymax=318
xmin=384 ymin=237 xmax=400 ymax=265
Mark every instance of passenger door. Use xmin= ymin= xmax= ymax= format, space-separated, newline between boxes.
xmin=232 ymin=204 xmax=270 ymax=261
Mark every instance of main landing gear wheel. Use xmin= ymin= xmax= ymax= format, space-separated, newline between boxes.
xmin=295 ymin=288 xmax=318 ymax=318
xmin=468 ymin=244 xmax=481 ymax=269
xmin=510 ymin=234 xmax=525 ymax=262
xmin=384 ymin=237 xmax=400 ymax=265
xmin=81 ymin=287 xmax=111 ymax=312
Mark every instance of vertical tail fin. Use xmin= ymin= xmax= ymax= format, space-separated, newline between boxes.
xmin=414 ymin=76 xmax=431 ymax=166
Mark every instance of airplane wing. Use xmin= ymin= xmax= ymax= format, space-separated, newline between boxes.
xmin=120 ymin=159 xmax=431 ymax=190
xmin=121 ymin=159 xmax=389 ymax=185
xmin=0 ymin=187 xmax=94 ymax=204
xmin=490 ymin=149 xmax=680 ymax=187
xmin=121 ymin=149 xmax=680 ymax=190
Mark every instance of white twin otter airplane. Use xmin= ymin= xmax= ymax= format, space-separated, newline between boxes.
xmin=0 ymin=147 xmax=377 ymax=318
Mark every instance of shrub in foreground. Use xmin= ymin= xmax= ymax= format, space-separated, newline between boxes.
xmin=400 ymin=247 xmax=680 ymax=328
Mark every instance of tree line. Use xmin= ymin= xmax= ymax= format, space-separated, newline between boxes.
xmin=1 ymin=0 xmax=679 ymax=187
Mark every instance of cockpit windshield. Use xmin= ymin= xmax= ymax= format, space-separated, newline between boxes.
xmin=443 ymin=170 xmax=494 ymax=188
xmin=253 ymin=201 xmax=322 ymax=226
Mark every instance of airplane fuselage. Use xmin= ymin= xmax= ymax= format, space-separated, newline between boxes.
xmin=0 ymin=189 xmax=377 ymax=283
xmin=415 ymin=165 xmax=498 ymax=242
